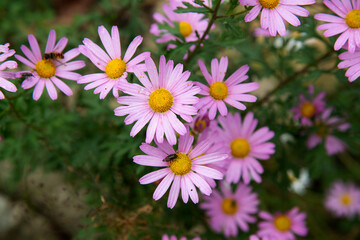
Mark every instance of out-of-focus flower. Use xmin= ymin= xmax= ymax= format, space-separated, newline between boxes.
xmin=15 ymin=30 xmax=85 ymax=100
xmin=0 ymin=43 xmax=17 ymax=99
xmin=258 ymin=207 xmax=308 ymax=240
xmin=200 ymin=182 xmax=259 ymax=238
xmin=150 ymin=0 xmax=209 ymax=52
xmin=315 ymin=0 xmax=360 ymax=53
xmin=78 ymin=25 xmax=149 ymax=99
xmin=325 ymin=181 xmax=360 ymax=218
xmin=307 ymin=108 xmax=350 ymax=156
xmin=287 ymin=168 xmax=310 ymax=195
xmin=292 ymin=85 xmax=326 ymax=126
xmin=338 ymin=49 xmax=360 ymax=82
xmin=249 ymin=235 xmax=274 ymax=240
xmin=162 ymin=234 xmax=201 ymax=240
xmin=115 ymin=55 xmax=200 ymax=145
xmin=217 ymin=112 xmax=275 ymax=184
xmin=240 ymin=0 xmax=315 ymax=36
xmin=196 ymin=57 xmax=259 ymax=120
xmin=134 ymin=133 xmax=227 ymax=208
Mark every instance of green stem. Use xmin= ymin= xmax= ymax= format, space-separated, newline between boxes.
xmin=184 ymin=0 xmax=221 ymax=67
xmin=249 ymin=51 xmax=334 ymax=110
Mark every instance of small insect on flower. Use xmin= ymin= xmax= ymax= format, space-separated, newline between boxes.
xmin=163 ymin=153 xmax=178 ymax=162
xmin=20 ymin=72 xmax=34 ymax=78
xmin=44 ymin=52 xmax=64 ymax=61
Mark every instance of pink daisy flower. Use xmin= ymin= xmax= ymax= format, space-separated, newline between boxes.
xmin=258 ymin=207 xmax=308 ymax=240
xmin=187 ymin=112 xmax=221 ymax=143
xmin=240 ymin=0 xmax=316 ymax=36
xmin=217 ymin=112 xmax=275 ymax=184
xmin=15 ymin=30 xmax=84 ymax=101
xmin=0 ymin=43 xmax=17 ymax=99
xmin=338 ymin=49 xmax=360 ymax=82
xmin=200 ymin=183 xmax=259 ymax=237
xmin=78 ymin=25 xmax=150 ymax=99
xmin=325 ymin=181 xmax=360 ymax=218
xmin=150 ymin=0 xmax=209 ymax=48
xmin=196 ymin=57 xmax=259 ymax=120
xmin=134 ymin=133 xmax=228 ymax=209
xmin=162 ymin=234 xmax=200 ymax=240
xmin=307 ymin=107 xmax=350 ymax=156
xmin=115 ymin=55 xmax=200 ymax=145
xmin=314 ymin=0 xmax=360 ymax=53
xmin=292 ymin=85 xmax=326 ymax=126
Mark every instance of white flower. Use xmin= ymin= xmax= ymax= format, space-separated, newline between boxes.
xmin=287 ymin=169 xmax=310 ymax=195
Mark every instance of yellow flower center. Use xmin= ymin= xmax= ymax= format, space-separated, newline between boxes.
xmin=340 ymin=194 xmax=352 ymax=206
xmin=209 ymin=82 xmax=228 ymax=100
xmin=274 ymin=215 xmax=292 ymax=232
xmin=179 ymin=21 xmax=193 ymax=38
xmin=300 ymin=102 xmax=316 ymax=118
xmin=221 ymin=198 xmax=238 ymax=215
xmin=231 ymin=138 xmax=251 ymax=158
xmin=258 ymin=0 xmax=279 ymax=9
xmin=105 ymin=58 xmax=127 ymax=79
xmin=345 ymin=10 xmax=360 ymax=29
xmin=35 ymin=60 xmax=56 ymax=78
xmin=169 ymin=152 xmax=192 ymax=175
xmin=195 ymin=119 xmax=207 ymax=133
xmin=148 ymin=88 xmax=174 ymax=113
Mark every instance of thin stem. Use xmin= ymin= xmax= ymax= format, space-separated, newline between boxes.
xmin=184 ymin=0 xmax=221 ymax=67
xmin=249 ymin=51 xmax=333 ymax=110
xmin=199 ymin=2 xmax=213 ymax=12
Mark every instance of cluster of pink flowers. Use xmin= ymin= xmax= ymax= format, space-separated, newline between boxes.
xmin=2 ymin=1 xmax=358 ymax=239
xmin=292 ymin=85 xmax=350 ymax=156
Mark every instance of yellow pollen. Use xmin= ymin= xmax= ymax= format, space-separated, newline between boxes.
xmin=209 ymin=82 xmax=228 ymax=100
xmin=148 ymin=88 xmax=174 ymax=113
xmin=274 ymin=215 xmax=292 ymax=232
xmin=35 ymin=60 xmax=56 ymax=78
xmin=340 ymin=194 xmax=352 ymax=206
xmin=195 ymin=120 xmax=207 ymax=133
xmin=169 ymin=153 xmax=192 ymax=175
xmin=345 ymin=10 xmax=360 ymax=29
xmin=231 ymin=138 xmax=251 ymax=158
xmin=300 ymin=102 xmax=316 ymax=118
xmin=221 ymin=198 xmax=238 ymax=215
xmin=105 ymin=58 xmax=126 ymax=79
xmin=258 ymin=0 xmax=279 ymax=9
xmin=179 ymin=21 xmax=193 ymax=38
